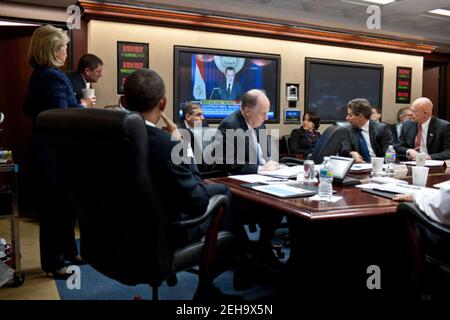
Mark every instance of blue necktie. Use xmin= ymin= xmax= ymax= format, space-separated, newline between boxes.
xmin=358 ymin=129 xmax=371 ymax=163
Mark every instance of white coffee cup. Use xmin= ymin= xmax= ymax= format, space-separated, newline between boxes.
xmin=412 ymin=166 xmax=429 ymax=187
xmin=81 ymin=88 xmax=95 ymax=99
xmin=371 ymin=157 xmax=384 ymax=176
xmin=416 ymin=152 xmax=427 ymax=167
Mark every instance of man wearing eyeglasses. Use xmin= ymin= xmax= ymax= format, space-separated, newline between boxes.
xmin=396 ymin=97 xmax=450 ymax=161
xmin=179 ymin=102 xmax=210 ymax=172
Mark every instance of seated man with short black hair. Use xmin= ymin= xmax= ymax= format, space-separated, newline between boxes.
xmin=124 ymin=68 xmax=238 ymax=240
xmin=341 ymin=98 xmax=394 ymax=163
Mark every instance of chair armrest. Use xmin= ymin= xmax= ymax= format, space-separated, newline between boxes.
xmin=280 ymin=157 xmax=305 ymax=166
xmin=399 ymin=202 xmax=450 ymax=238
xmin=172 ymin=194 xmax=230 ymax=229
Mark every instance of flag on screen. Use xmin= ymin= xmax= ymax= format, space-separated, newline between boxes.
xmin=193 ymin=54 xmax=206 ymax=100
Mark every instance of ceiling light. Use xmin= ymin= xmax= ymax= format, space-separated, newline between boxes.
xmin=0 ymin=21 xmax=40 ymax=26
xmin=360 ymin=0 xmax=396 ymax=5
xmin=428 ymin=9 xmax=450 ymax=17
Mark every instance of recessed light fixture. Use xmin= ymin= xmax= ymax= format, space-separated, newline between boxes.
xmin=0 ymin=21 xmax=40 ymax=26
xmin=360 ymin=0 xmax=396 ymax=5
xmin=428 ymin=9 xmax=450 ymax=17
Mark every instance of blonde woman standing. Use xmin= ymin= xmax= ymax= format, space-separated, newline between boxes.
xmin=23 ymin=25 xmax=95 ymax=279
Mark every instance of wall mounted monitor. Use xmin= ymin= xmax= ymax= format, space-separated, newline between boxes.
xmin=305 ymin=58 xmax=383 ymax=123
xmin=174 ymin=46 xmax=281 ymax=123
xmin=284 ymin=109 xmax=301 ymax=124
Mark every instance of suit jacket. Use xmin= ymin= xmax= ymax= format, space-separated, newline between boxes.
xmin=216 ymin=80 xmax=243 ymax=101
xmin=396 ymin=117 xmax=450 ymax=160
xmin=289 ymin=127 xmax=321 ymax=157
xmin=66 ymin=71 xmax=86 ymax=103
xmin=389 ymin=123 xmax=400 ymax=145
xmin=178 ymin=120 xmax=211 ymax=172
xmin=214 ymin=110 xmax=267 ymax=175
xmin=146 ymin=125 xmax=210 ymax=220
xmin=24 ymin=66 xmax=82 ymax=123
xmin=341 ymin=120 xmax=394 ymax=158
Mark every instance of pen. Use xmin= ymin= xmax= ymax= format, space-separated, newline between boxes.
xmin=396 ymin=184 xmax=422 ymax=190
xmin=266 ymin=179 xmax=289 ymax=182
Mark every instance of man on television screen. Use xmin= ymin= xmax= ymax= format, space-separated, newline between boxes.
xmin=213 ymin=67 xmax=243 ymax=101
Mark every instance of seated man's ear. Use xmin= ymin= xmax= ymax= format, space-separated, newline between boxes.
xmin=158 ymin=96 xmax=167 ymax=112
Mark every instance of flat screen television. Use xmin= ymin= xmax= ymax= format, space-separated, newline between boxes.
xmin=174 ymin=46 xmax=280 ymax=123
xmin=305 ymin=58 xmax=383 ymax=123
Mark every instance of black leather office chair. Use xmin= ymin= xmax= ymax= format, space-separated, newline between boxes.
xmin=36 ymin=108 xmax=234 ymax=300
xmin=280 ymin=125 xmax=349 ymax=166
xmin=399 ymin=202 xmax=450 ymax=297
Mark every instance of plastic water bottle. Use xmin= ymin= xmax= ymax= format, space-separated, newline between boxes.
xmin=318 ymin=157 xmax=334 ymax=200
xmin=385 ymin=145 xmax=396 ymax=176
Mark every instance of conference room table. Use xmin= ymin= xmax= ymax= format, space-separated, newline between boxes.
xmin=206 ymin=165 xmax=450 ymax=298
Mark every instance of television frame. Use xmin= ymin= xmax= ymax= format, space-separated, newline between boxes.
xmin=304 ymin=58 xmax=384 ymax=124
xmin=173 ymin=46 xmax=281 ymax=124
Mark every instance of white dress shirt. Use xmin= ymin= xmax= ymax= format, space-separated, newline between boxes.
xmin=414 ymin=183 xmax=450 ymax=226
xmin=418 ymin=117 xmax=430 ymax=155
xmin=244 ymin=117 xmax=266 ymax=172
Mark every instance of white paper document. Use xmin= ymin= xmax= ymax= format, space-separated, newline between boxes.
xmin=370 ymin=177 xmax=408 ymax=185
xmin=251 ymin=184 xmax=315 ymax=198
xmin=259 ymin=165 xmax=304 ymax=178
xmin=309 ymin=195 xmax=342 ymax=202
xmin=350 ymin=163 xmax=372 ymax=172
xmin=400 ymin=160 xmax=445 ymax=167
xmin=434 ymin=179 xmax=450 ymax=189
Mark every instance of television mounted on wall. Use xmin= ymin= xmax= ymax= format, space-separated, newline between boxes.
xmin=305 ymin=58 xmax=383 ymax=123
xmin=174 ymin=46 xmax=281 ymax=123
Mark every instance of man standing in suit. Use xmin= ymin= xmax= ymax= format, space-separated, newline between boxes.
xmin=217 ymin=67 xmax=243 ymax=101
xmin=390 ymin=107 xmax=413 ymax=144
xmin=67 ymin=54 xmax=103 ymax=103
xmin=341 ymin=98 xmax=394 ymax=163
xmin=396 ymin=97 xmax=450 ymax=161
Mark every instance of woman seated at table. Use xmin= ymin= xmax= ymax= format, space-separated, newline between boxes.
xmin=289 ymin=111 xmax=321 ymax=158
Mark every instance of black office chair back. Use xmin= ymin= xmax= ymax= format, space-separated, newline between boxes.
xmin=311 ymin=125 xmax=349 ymax=164
xmin=398 ymin=202 xmax=450 ymax=294
xmin=282 ymin=135 xmax=291 ymax=156
xmin=37 ymin=108 xmax=171 ymax=287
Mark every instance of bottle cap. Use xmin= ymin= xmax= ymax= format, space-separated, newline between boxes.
xmin=86 ymin=83 xmax=91 ymax=89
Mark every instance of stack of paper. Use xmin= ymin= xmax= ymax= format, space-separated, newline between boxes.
xmin=400 ymin=160 xmax=445 ymax=167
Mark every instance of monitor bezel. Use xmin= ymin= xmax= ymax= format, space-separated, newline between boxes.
xmin=304 ymin=57 xmax=384 ymax=124
xmin=173 ymin=45 xmax=281 ymax=124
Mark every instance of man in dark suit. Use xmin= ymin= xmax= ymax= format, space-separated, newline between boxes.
xmin=214 ymin=67 xmax=243 ymax=101
xmin=215 ymin=89 xmax=279 ymax=174
xmin=67 ymin=54 xmax=103 ymax=103
xmin=179 ymin=102 xmax=211 ymax=172
xmin=213 ymin=90 xmax=284 ymax=289
xmin=396 ymin=97 xmax=450 ymax=161
xmin=124 ymin=68 xmax=245 ymax=297
xmin=124 ymin=68 xmax=234 ymax=235
xmin=341 ymin=98 xmax=394 ymax=163
xmin=390 ymin=107 xmax=413 ymax=145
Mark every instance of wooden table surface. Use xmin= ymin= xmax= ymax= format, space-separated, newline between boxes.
xmin=206 ymin=165 xmax=450 ymax=221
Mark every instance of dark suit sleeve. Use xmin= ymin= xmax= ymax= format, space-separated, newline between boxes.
xmin=378 ymin=124 xmax=394 ymax=157
xmin=395 ymin=122 xmax=413 ymax=158
xmin=339 ymin=127 xmax=354 ymax=157
xmin=216 ymin=121 xmax=259 ymax=175
xmin=160 ymin=137 xmax=210 ymax=217
xmin=430 ymin=121 xmax=450 ymax=160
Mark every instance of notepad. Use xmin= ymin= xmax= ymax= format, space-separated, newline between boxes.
xmin=242 ymin=183 xmax=317 ymax=198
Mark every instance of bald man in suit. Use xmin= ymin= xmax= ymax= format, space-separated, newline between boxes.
xmin=396 ymin=97 xmax=450 ymax=161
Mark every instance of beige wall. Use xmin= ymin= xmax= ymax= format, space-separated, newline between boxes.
xmin=88 ymin=20 xmax=423 ymax=135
